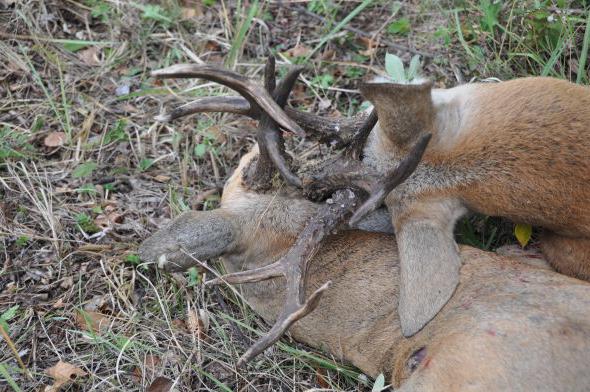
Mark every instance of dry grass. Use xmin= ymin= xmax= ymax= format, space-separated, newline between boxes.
xmin=0 ymin=0 xmax=588 ymax=391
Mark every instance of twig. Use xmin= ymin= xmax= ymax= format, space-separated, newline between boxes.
xmin=0 ymin=324 xmax=32 ymax=380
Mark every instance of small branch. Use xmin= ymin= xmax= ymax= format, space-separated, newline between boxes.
xmin=0 ymin=324 xmax=32 ymax=380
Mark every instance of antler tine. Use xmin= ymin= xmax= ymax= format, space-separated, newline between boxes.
xmin=151 ymin=64 xmax=304 ymax=137
xmin=349 ymin=133 xmax=432 ymax=226
xmin=236 ymin=281 xmax=331 ymax=367
xmin=207 ymin=188 xmax=358 ymax=366
xmin=259 ymin=66 xmax=306 ymax=188
xmin=344 ymin=109 xmax=378 ymax=160
xmin=154 ymin=96 xmax=253 ymax=123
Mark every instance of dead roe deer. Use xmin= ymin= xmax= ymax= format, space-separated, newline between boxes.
xmin=140 ymin=144 xmax=590 ymax=392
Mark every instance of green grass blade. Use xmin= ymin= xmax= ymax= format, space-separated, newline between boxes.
xmin=306 ymin=0 xmax=375 ymax=61
xmin=226 ymin=0 xmax=260 ymax=69
xmin=577 ymin=10 xmax=590 ymax=84
xmin=541 ymin=33 xmax=567 ymax=77
xmin=0 ymin=364 xmax=22 ymax=392
xmin=453 ymin=11 xmax=474 ymax=58
xmin=195 ymin=367 xmax=232 ymax=392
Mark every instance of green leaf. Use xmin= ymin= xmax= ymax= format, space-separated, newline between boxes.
xmin=479 ymin=0 xmax=501 ymax=33
xmin=62 ymin=42 xmax=90 ymax=52
xmin=1 ymin=305 xmax=20 ymax=322
xmin=385 ymin=53 xmax=405 ymax=83
xmin=0 ymin=363 xmax=22 ymax=392
xmin=387 ymin=17 xmax=411 ymax=35
xmin=72 ymin=162 xmax=97 ymax=178
xmin=406 ymin=55 xmax=422 ymax=81
xmin=514 ymin=223 xmax=533 ymax=248
xmin=141 ymin=4 xmax=172 ymax=23
xmin=15 ymin=236 xmax=29 ymax=247
xmin=125 ymin=254 xmax=141 ymax=265
xmin=139 ymin=158 xmax=154 ymax=171
xmin=76 ymin=183 xmax=98 ymax=194
xmin=187 ymin=267 xmax=201 ymax=287
xmin=371 ymin=373 xmax=386 ymax=392
xmin=194 ymin=144 xmax=207 ymax=158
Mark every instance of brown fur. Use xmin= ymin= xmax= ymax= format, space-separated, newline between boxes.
xmin=364 ymin=77 xmax=590 ymax=300
xmin=140 ymin=146 xmax=590 ymax=391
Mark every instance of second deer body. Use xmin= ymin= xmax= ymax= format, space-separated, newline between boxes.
xmin=140 ymin=145 xmax=590 ymax=391
xmin=361 ymin=77 xmax=590 ymax=335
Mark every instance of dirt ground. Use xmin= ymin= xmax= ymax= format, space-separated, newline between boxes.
xmin=1 ymin=0 xmax=588 ymax=391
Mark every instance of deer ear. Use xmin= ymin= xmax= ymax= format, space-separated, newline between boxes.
xmin=139 ymin=210 xmax=235 ymax=272
xmin=395 ymin=217 xmax=461 ymax=337
xmin=360 ymin=81 xmax=434 ymax=148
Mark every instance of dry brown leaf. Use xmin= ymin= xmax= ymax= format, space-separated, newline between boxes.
xmin=180 ymin=6 xmax=202 ymax=19
xmin=52 ymin=298 xmax=66 ymax=309
xmin=358 ymin=36 xmax=379 ymax=56
xmin=75 ymin=310 xmax=110 ymax=333
xmin=315 ymin=367 xmax=330 ymax=389
xmin=285 ymin=44 xmax=310 ymax=58
xmin=132 ymin=355 xmax=162 ymax=383
xmin=45 ymin=361 xmax=87 ymax=392
xmin=204 ymin=40 xmax=221 ymax=52
xmin=44 ymin=132 xmax=66 ymax=147
xmin=94 ymin=211 xmax=124 ymax=228
xmin=147 ymin=376 xmax=173 ymax=392
xmin=153 ymin=174 xmax=171 ymax=183
xmin=78 ymin=46 xmax=101 ymax=66
xmin=187 ymin=308 xmax=209 ymax=340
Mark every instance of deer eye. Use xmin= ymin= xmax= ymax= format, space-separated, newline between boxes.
xmin=406 ymin=346 xmax=427 ymax=373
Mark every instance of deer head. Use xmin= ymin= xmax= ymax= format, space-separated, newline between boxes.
xmin=142 ymin=56 xmax=430 ymax=366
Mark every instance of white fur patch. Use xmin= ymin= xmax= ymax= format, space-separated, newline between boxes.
xmin=369 ymin=76 xmax=429 ymax=85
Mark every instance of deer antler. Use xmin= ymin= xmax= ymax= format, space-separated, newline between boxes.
xmin=153 ymin=67 xmax=373 ymax=147
xmin=152 ymin=57 xmax=431 ymax=365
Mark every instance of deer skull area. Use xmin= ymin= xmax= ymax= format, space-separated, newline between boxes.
xmin=144 ymin=56 xmax=432 ymax=365
xmin=140 ymin=56 xmax=590 ymax=372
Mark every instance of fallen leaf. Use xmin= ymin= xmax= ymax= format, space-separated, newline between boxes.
xmin=204 ymin=40 xmax=221 ymax=52
xmin=315 ymin=367 xmax=330 ymax=388
xmin=94 ymin=211 xmax=124 ymax=229
xmin=358 ymin=36 xmax=379 ymax=57
xmin=515 ymin=223 xmax=533 ymax=248
xmin=187 ymin=308 xmax=209 ymax=340
xmin=75 ymin=310 xmax=110 ymax=333
xmin=78 ymin=46 xmax=101 ymax=66
xmin=153 ymin=174 xmax=171 ymax=183
xmin=45 ymin=361 xmax=87 ymax=392
xmin=132 ymin=355 xmax=162 ymax=383
xmin=44 ymin=132 xmax=66 ymax=147
xmin=52 ymin=298 xmax=66 ymax=309
xmin=180 ymin=6 xmax=202 ymax=19
xmin=147 ymin=376 xmax=173 ymax=392
xmin=285 ymin=44 xmax=310 ymax=58
xmin=59 ymin=276 xmax=74 ymax=289
xmin=83 ymin=295 xmax=108 ymax=312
